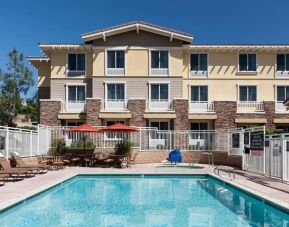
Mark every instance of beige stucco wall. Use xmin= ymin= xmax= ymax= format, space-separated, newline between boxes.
xmin=126 ymin=49 xmax=149 ymax=76
xmin=169 ymin=49 xmax=183 ymax=76
xmin=38 ymin=62 xmax=50 ymax=87
xmin=92 ymin=49 xmax=105 ymax=76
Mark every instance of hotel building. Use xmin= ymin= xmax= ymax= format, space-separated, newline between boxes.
xmin=28 ymin=21 xmax=289 ymax=131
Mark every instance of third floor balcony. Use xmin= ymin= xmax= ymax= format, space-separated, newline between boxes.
xmin=146 ymin=99 xmax=174 ymax=111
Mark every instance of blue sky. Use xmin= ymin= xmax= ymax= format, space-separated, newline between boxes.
xmin=1 ymin=0 xmax=289 ymax=98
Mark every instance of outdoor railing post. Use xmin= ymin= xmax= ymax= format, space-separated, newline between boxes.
xmin=37 ymin=124 xmax=40 ymax=155
xmin=5 ymin=127 xmax=9 ymax=158
xmin=30 ymin=130 xmax=33 ymax=157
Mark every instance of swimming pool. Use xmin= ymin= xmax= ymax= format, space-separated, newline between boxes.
xmin=0 ymin=175 xmax=288 ymax=226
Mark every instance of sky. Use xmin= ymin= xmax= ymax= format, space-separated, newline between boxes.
xmin=1 ymin=0 xmax=289 ymax=98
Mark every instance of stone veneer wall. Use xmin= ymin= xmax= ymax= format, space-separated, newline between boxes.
xmin=214 ymin=101 xmax=237 ymax=129
xmin=39 ymin=100 xmax=61 ymax=126
xmin=127 ymin=99 xmax=146 ymax=127
xmin=173 ymin=99 xmax=189 ymax=130
xmin=86 ymin=98 xmax=102 ymax=126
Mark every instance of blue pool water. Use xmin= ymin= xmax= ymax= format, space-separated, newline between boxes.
xmin=0 ymin=175 xmax=289 ymax=227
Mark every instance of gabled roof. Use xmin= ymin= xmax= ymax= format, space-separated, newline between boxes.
xmin=82 ymin=21 xmax=193 ymax=43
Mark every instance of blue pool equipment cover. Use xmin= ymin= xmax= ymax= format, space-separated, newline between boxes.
xmin=167 ymin=148 xmax=182 ymax=163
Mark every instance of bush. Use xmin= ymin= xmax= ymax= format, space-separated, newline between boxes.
xmin=114 ymin=139 xmax=133 ymax=156
xmin=49 ymin=139 xmax=67 ymax=156
xmin=70 ymin=140 xmax=95 ymax=149
xmin=156 ymin=144 xmax=166 ymax=150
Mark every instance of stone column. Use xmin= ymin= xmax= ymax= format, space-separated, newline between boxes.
xmin=263 ymin=101 xmax=276 ymax=130
xmin=85 ymin=98 xmax=102 ymax=126
xmin=214 ymin=101 xmax=237 ymax=129
xmin=173 ymin=99 xmax=189 ymax=130
xmin=127 ymin=99 xmax=146 ymax=127
xmin=39 ymin=100 xmax=61 ymax=126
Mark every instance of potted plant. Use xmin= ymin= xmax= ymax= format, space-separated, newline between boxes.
xmin=114 ymin=139 xmax=133 ymax=156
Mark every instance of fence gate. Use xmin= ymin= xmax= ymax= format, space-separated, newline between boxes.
xmin=242 ymin=126 xmax=266 ymax=174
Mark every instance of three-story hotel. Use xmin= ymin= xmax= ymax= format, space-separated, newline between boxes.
xmin=28 ymin=21 xmax=289 ymax=131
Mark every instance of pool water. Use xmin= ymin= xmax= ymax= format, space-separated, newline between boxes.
xmin=0 ymin=175 xmax=289 ymax=227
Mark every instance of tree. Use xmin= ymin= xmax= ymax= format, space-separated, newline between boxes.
xmin=0 ymin=48 xmax=34 ymax=126
xmin=21 ymin=91 xmax=38 ymax=123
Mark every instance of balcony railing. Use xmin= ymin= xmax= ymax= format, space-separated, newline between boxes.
xmin=102 ymin=99 xmax=128 ymax=111
xmin=275 ymin=101 xmax=288 ymax=113
xmin=189 ymin=101 xmax=214 ymax=113
xmin=65 ymin=101 xmax=86 ymax=113
xmin=237 ymin=101 xmax=264 ymax=113
xmin=146 ymin=99 xmax=173 ymax=111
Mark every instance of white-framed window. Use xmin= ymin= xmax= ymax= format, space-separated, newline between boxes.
xmin=67 ymin=85 xmax=86 ymax=103
xmin=276 ymin=54 xmax=289 ymax=76
xmin=239 ymin=86 xmax=257 ymax=102
xmin=190 ymin=86 xmax=208 ymax=102
xmin=107 ymin=50 xmax=125 ymax=75
xmin=150 ymin=121 xmax=169 ymax=131
xmin=67 ymin=53 xmax=85 ymax=77
xmin=150 ymin=50 xmax=168 ymax=75
xmin=276 ymin=86 xmax=289 ymax=102
xmin=150 ymin=84 xmax=169 ymax=101
xmin=239 ymin=53 xmax=257 ymax=72
xmin=190 ymin=53 xmax=208 ymax=76
xmin=106 ymin=84 xmax=125 ymax=100
xmin=191 ymin=122 xmax=208 ymax=131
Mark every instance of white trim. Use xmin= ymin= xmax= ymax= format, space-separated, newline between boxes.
xmin=237 ymin=52 xmax=258 ymax=72
xmin=92 ymin=46 xmax=184 ymax=50
xmin=148 ymin=81 xmax=170 ymax=84
xmin=189 ymin=52 xmax=208 ymax=77
xmin=65 ymin=83 xmax=87 ymax=102
xmin=105 ymin=49 xmax=125 ymax=76
xmin=275 ymin=53 xmax=289 ymax=77
xmin=104 ymin=83 xmax=126 ymax=101
xmin=149 ymin=49 xmax=169 ymax=76
xmin=66 ymin=53 xmax=87 ymax=77
xmin=237 ymin=85 xmax=258 ymax=102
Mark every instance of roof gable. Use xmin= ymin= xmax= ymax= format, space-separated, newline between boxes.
xmin=82 ymin=21 xmax=193 ymax=44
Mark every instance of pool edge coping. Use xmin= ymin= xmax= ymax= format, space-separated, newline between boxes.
xmin=0 ymin=172 xmax=289 ymax=215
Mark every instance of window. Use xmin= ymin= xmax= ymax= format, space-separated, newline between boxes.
xmin=67 ymin=85 xmax=85 ymax=102
xmin=277 ymin=54 xmax=289 ymax=71
xmin=191 ymin=86 xmax=208 ymax=102
xmin=150 ymin=121 xmax=169 ymax=131
xmin=239 ymin=54 xmax=256 ymax=71
xmin=107 ymin=50 xmax=125 ymax=75
xmin=107 ymin=84 xmax=125 ymax=100
xmin=239 ymin=86 xmax=257 ymax=102
xmin=191 ymin=122 xmax=208 ymax=131
xmin=190 ymin=54 xmax=208 ymax=71
xmin=150 ymin=50 xmax=168 ymax=75
xmin=150 ymin=84 xmax=169 ymax=100
xmin=277 ymin=86 xmax=289 ymax=102
xmin=68 ymin=54 xmax=85 ymax=72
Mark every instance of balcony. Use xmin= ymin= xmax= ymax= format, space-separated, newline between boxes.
xmin=237 ymin=101 xmax=264 ymax=113
xmin=65 ymin=101 xmax=86 ymax=113
xmin=275 ymin=101 xmax=288 ymax=113
xmin=146 ymin=99 xmax=173 ymax=111
xmin=102 ymin=99 xmax=128 ymax=111
xmin=189 ymin=101 xmax=214 ymax=113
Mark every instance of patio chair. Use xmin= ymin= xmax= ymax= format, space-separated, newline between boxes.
xmin=0 ymin=157 xmax=36 ymax=177
xmin=129 ymin=152 xmax=138 ymax=166
xmin=10 ymin=152 xmax=49 ymax=173
xmin=0 ymin=174 xmax=9 ymax=186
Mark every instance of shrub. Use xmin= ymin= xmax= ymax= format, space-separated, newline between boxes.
xmin=156 ymin=144 xmax=165 ymax=150
xmin=114 ymin=139 xmax=133 ymax=156
xmin=49 ymin=139 xmax=67 ymax=156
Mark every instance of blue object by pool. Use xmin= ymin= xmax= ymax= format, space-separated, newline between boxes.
xmin=0 ymin=175 xmax=289 ymax=226
xmin=167 ymin=148 xmax=182 ymax=163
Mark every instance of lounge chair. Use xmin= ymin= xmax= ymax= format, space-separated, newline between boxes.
xmin=10 ymin=152 xmax=49 ymax=173
xmin=0 ymin=157 xmax=36 ymax=177
xmin=0 ymin=174 xmax=9 ymax=186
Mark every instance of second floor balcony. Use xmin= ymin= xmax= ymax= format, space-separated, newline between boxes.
xmin=237 ymin=101 xmax=264 ymax=113
xmin=146 ymin=99 xmax=174 ymax=111
xmin=189 ymin=101 xmax=214 ymax=113
xmin=64 ymin=101 xmax=86 ymax=113
xmin=102 ymin=99 xmax=128 ymax=111
xmin=275 ymin=101 xmax=288 ymax=113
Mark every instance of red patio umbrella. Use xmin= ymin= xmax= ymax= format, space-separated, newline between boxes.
xmin=68 ymin=123 xmax=99 ymax=153
xmin=98 ymin=123 xmax=138 ymax=132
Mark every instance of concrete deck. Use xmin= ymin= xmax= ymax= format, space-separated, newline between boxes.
xmin=0 ymin=164 xmax=289 ymax=213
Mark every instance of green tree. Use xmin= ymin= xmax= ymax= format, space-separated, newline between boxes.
xmin=0 ymin=48 xmax=34 ymax=126
xmin=21 ymin=91 xmax=38 ymax=123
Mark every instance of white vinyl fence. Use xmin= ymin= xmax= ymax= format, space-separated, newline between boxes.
xmin=0 ymin=125 xmax=51 ymax=158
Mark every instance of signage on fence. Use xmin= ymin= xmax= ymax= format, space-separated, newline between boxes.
xmin=251 ymin=149 xmax=263 ymax=156
xmin=0 ymin=136 xmax=5 ymax=149
xmin=250 ymin=131 xmax=264 ymax=150
xmin=232 ymin=133 xmax=240 ymax=148
xmin=244 ymin=132 xmax=250 ymax=145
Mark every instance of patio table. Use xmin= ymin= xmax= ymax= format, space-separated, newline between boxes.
xmin=109 ymin=154 xmax=129 ymax=168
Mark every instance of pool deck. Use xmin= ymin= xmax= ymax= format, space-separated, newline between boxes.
xmin=0 ymin=164 xmax=289 ymax=212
